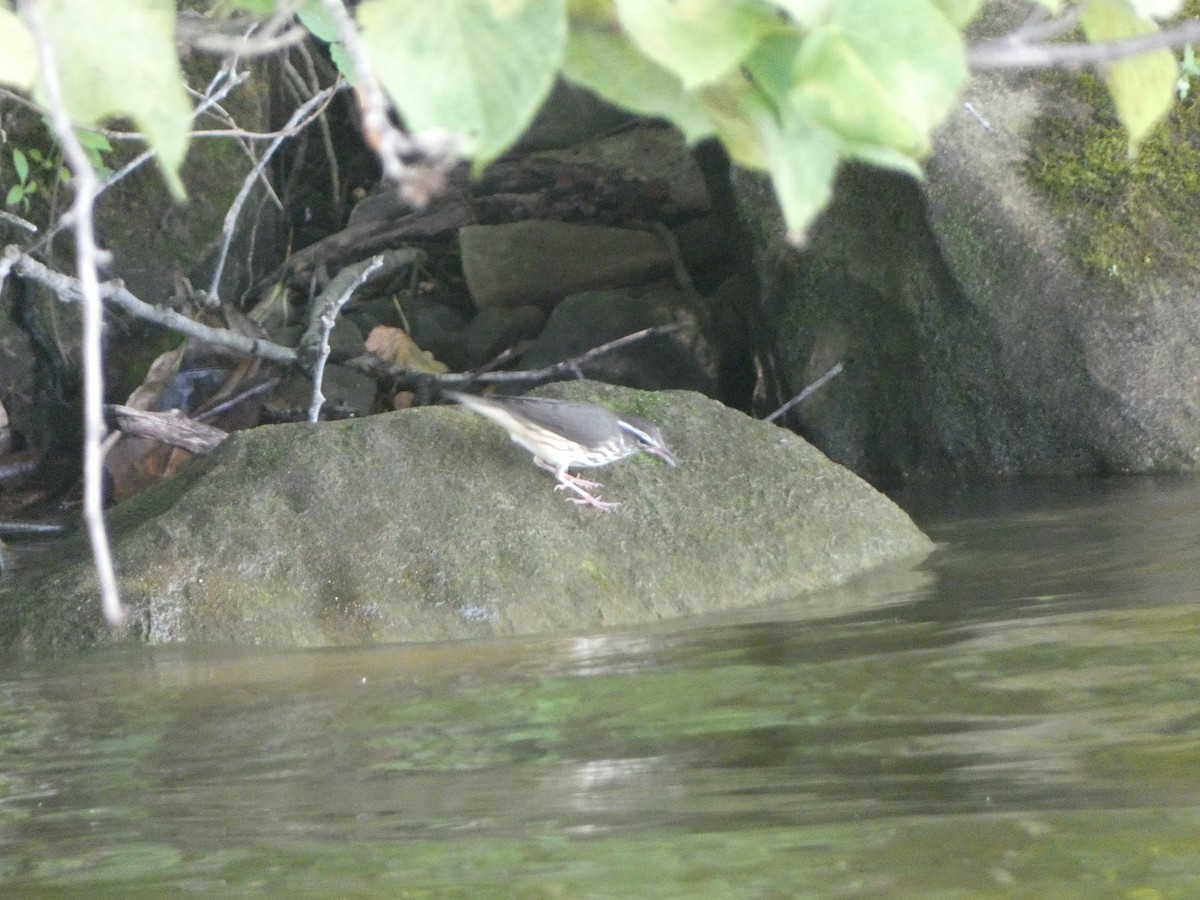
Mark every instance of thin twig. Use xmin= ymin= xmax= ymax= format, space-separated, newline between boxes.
xmin=648 ymin=221 xmax=698 ymax=302
xmin=0 ymin=210 xmax=38 ymax=233
xmin=765 ymin=361 xmax=844 ymax=423
xmin=207 ymin=84 xmax=339 ymax=301
xmin=346 ymin=323 xmax=685 ymax=389
xmin=483 ymin=323 xmax=686 ymax=384
xmin=0 ymin=521 xmax=66 ymax=536
xmin=1007 ymin=7 xmax=1083 ymax=45
xmin=176 ymin=11 xmax=309 ymax=58
xmin=307 ymin=254 xmax=385 ymax=421
xmin=291 ymin=42 xmax=343 ymax=223
xmin=21 ymin=0 xmax=125 ymax=625
xmin=32 ymin=62 xmax=251 ymax=254
xmin=317 ymin=0 xmax=461 ymax=206
xmin=298 ymin=248 xmax=423 ymax=361
xmin=197 ymin=376 xmax=281 ymax=421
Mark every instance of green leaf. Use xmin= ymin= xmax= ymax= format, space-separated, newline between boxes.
xmin=12 ymin=148 xmax=29 ymax=184
xmin=297 ymin=1 xmax=339 ymax=43
xmin=699 ymin=74 xmax=840 ymax=241
xmin=1081 ymin=0 xmax=1178 ymax=152
xmin=562 ymin=23 xmax=714 ymax=142
xmin=1129 ymin=0 xmax=1182 ymax=18
xmin=219 ymin=0 xmax=278 ymax=12
xmin=296 ymin=1 xmax=353 ymax=79
xmin=614 ymin=0 xmax=779 ymax=88
xmin=329 ymin=43 xmax=354 ymax=82
xmin=0 ymin=5 xmax=37 ymax=90
xmin=75 ymin=129 xmax=113 ymax=154
xmin=743 ymin=31 xmax=804 ymax=112
xmin=359 ymin=0 xmax=567 ymax=165
xmin=931 ymin=0 xmax=982 ymax=28
xmin=838 ymin=139 xmax=922 ymax=178
xmin=39 ymin=0 xmax=191 ymax=198
xmin=5 ymin=184 xmax=24 ymax=207
xmin=790 ymin=0 xmax=966 ymax=158
xmin=759 ymin=103 xmax=841 ymax=244
xmin=696 ymin=76 xmax=769 ymax=169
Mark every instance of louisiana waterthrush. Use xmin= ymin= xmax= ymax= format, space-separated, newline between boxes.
xmin=446 ymin=391 xmax=676 ymax=510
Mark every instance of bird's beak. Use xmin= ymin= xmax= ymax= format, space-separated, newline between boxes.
xmin=647 ymin=445 xmax=677 ymax=467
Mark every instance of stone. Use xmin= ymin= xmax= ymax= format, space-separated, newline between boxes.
xmin=519 ymin=286 xmax=717 ymax=394
xmin=0 ymin=383 xmax=932 ymax=651
xmin=459 ymin=221 xmax=671 ymax=309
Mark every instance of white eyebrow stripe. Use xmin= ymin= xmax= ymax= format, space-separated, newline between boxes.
xmin=616 ymin=420 xmax=656 ymax=443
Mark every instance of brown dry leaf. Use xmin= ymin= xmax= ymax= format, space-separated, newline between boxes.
xmin=365 ymin=325 xmax=447 ymax=374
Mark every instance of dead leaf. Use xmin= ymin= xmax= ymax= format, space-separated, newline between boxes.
xmin=365 ymin=325 xmax=447 ymax=374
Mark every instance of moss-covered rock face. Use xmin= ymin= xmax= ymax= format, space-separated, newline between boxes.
xmin=1024 ymin=70 xmax=1200 ymax=285
xmin=0 ymin=382 xmax=932 ymax=652
xmin=735 ymin=41 xmax=1200 ymax=484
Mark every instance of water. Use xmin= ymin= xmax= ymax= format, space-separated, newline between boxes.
xmin=2 ymin=476 xmax=1199 ymax=896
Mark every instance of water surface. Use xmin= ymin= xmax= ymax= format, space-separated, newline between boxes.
xmin=2 ymin=476 xmax=1199 ymax=896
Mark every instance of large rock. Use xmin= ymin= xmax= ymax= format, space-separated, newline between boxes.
xmin=460 ymin=221 xmax=672 ymax=309
xmin=925 ymin=70 xmax=1200 ymax=474
xmin=518 ymin=284 xmax=718 ymax=394
xmin=0 ymin=383 xmax=931 ymax=651
xmin=734 ymin=61 xmax=1200 ymax=486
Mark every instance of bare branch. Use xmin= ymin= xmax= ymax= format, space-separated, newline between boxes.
xmin=765 ymin=362 xmax=844 ymax=424
xmin=4 ymin=247 xmax=300 ymax=364
xmin=31 ymin=62 xmax=252 ymax=254
xmin=197 ymin=376 xmax=281 ymax=422
xmin=317 ymin=0 xmax=462 ymax=207
xmin=207 ymin=84 xmax=339 ymax=302
xmin=0 ymin=210 xmax=38 ymax=233
xmin=969 ymin=18 xmax=1200 ymax=71
xmin=176 ymin=11 xmax=309 ymax=58
xmin=297 ymin=247 xmax=424 ymax=365
xmin=345 ymin=323 xmax=686 ymax=390
xmin=20 ymin=0 xmax=124 ymax=626
xmin=107 ymin=405 xmax=228 ymax=454
xmin=306 ymin=253 xmax=386 ymax=422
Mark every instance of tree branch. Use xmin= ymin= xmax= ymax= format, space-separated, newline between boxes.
xmin=206 ymin=83 xmax=339 ymax=302
xmin=4 ymin=247 xmax=300 ymax=365
xmin=317 ymin=0 xmax=461 ymax=207
xmin=306 ymin=253 xmax=385 ymax=421
xmin=20 ymin=0 xmax=124 ymax=626
xmin=107 ymin=406 xmax=229 ymax=454
xmin=969 ymin=18 xmax=1200 ymax=71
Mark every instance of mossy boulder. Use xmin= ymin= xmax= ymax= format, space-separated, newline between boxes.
xmin=0 ymin=383 xmax=931 ymax=651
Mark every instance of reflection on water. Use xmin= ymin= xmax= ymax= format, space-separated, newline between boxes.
xmin=2 ymin=476 xmax=1200 ymax=895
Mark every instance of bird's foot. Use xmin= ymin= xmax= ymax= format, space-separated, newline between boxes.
xmin=535 ymin=457 xmax=603 ymax=490
xmin=554 ymin=475 xmax=618 ymax=511
xmin=566 ymin=491 xmax=619 ymax=511
xmin=553 ymin=473 xmax=603 ymax=492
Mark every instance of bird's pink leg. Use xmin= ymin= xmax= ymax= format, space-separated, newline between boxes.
xmin=533 ymin=458 xmax=617 ymax=510
xmin=533 ymin=457 xmax=602 ymax=490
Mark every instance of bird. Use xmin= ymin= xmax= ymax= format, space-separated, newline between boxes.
xmin=445 ymin=391 xmax=676 ymax=510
